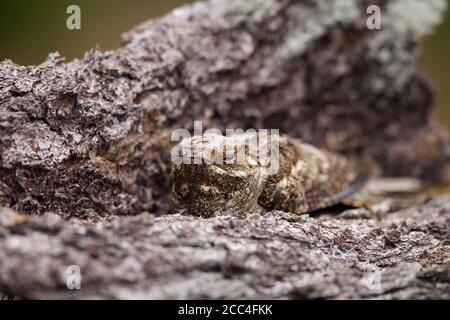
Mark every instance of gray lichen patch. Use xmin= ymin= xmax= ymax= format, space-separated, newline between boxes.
xmin=278 ymin=0 xmax=448 ymax=63
xmin=276 ymin=16 xmax=328 ymax=60
xmin=385 ymin=0 xmax=447 ymax=39
xmin=237 ymin=0 xmax=280 ymax=23
xmin=318 ymin=0 xmax=361 ymax=25
xmin=276 ymin=0 xmax=363 ymax=61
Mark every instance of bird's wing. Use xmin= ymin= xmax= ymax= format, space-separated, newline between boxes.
xmin=258 ymin=137 xmax=369 ymax=213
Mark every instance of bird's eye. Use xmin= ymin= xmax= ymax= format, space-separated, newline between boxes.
xmin=224 ymin=152 xmax=235 ymax=162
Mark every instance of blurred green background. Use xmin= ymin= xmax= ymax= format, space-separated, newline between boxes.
xmin=0 ymin=0 xmax=448 ymax=130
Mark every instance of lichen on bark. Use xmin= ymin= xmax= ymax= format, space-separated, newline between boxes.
xmin=1 ymin=0 xmax=449 ymax=217
xmin=0 ymin=0 xmax=449 ymax=299
xmin=0 ymin=197 xmax=449 ymax=299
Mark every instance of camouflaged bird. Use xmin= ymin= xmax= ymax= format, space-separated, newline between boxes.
xmin=170 ymin=131 xmax=375 ymax=217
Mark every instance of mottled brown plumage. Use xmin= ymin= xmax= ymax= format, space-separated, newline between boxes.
xmin=170 ymin=132 xmax=370 ymax=217
xmin=258 ymin=137 xmax=368 ymax=214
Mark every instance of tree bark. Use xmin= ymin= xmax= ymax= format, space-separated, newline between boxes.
xmin=0 ymin=0 xmax=449 ymax=299
xmin=0 ymin=0 xmax=449 ymax=218
xmin=0 ymin=197 xmax=449 ymax=299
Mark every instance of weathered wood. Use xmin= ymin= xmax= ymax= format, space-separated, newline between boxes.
xmin=0 ymin=197 xmax=449 ymax=299
xmin=0 ymin=0 xmax=448 ymax=218
xmin=0 ymin=0 xmax=449 ymax=300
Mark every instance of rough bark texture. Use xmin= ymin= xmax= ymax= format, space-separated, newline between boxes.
xmin=0 ymin=0 xmax=449 ymax=299
xmin=0 ymin=197 xmax=449 ymax=299
xmin=0 ymin=0 xmax=449 ymax=218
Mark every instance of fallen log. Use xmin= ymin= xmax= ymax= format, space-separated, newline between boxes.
xmin=0 ymin=197 xmax=449 ymax=299
xmin=0 ymin=0 xmax=449 ymax=300
xmin=0 ymin=0 xmax=449 ymax=218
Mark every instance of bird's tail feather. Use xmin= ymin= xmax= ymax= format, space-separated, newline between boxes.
xmin=342 ymin=177 xmax=433 ymax=211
